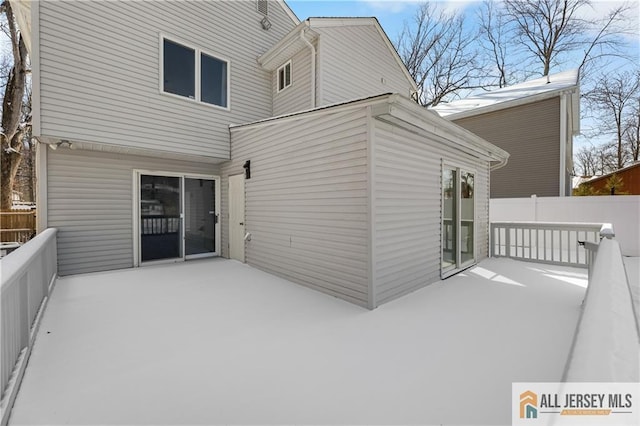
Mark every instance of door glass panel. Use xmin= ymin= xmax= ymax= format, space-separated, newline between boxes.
xmin=461 ymin=172 xmax=474 ymax=264
xmin=140 ymin=175 xmax=181 ymax=262
xmin=442 ymin=168 xmax=457 ymax=270
xmin=185 ymin=178 xmax=216 ymax=256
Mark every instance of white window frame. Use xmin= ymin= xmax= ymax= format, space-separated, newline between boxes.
xmin=276 ymin=60 xmax=292 ymax=93
xmin=441 ymin=161 xmax=478 ymax=279
xmin=159 ymin=34 xmax=231 ymax=111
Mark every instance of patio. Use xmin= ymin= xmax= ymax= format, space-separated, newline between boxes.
xmin=9 ymin=257 xmax=587 ymax=425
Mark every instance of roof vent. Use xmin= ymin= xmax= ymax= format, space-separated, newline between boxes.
xmin=257 ymin=0 xmax=268 ymax=16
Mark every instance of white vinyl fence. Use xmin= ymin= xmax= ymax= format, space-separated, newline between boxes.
xmin=490 ymin=195 xmax=640 ymax=256
xmin=0 ymin=228 xmax=57 ymax=426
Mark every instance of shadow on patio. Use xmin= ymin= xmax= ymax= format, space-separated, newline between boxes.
xmin=10 ymin=257 xmax=586 ymax=425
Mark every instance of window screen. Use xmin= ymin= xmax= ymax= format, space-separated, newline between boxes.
xmin=163 ymin=39 xmax=195 ymax=99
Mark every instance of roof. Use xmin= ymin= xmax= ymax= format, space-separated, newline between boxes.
xmin=432 ymin=70 xmax=579 ymax=119
xmin=258 ymin=17 xmax=418 ymax=92
xmin=278 ymin=0 xmax=300 ymax=25
xmin=230 ymin=93 xmax=509 ymax=166
xmin=583 ymin=162 xmax=640 ymax=185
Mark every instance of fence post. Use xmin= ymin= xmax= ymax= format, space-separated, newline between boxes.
xmin=599 ymin=223 xmax=615 ymax=240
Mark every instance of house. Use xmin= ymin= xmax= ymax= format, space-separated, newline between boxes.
xmin=432 ymin=70 xmax=580 ymax=198
xmin=11 ymin=0 xmax=508 ymax=308
xmin=577 ymin=162 xmax=640 ymax=195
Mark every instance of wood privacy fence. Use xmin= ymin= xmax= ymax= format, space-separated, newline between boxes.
xmin=0 ymin=211 xmax=36 ymax=243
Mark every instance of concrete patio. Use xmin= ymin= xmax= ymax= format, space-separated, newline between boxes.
xmin=9 ymin=257 xmax=587 ymax=425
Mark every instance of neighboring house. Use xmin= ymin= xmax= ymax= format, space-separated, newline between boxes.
xmin=577 ymin=162 xmax=640 ymax=195
xmin=12 ymin=0 xmax=508 ymax=308
xmin=433 ymin=70 xmax=580 ymax=198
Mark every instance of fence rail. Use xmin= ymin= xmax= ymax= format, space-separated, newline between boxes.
xmin=141 ymin=215 xmax=180 ymax=236
xmin=562 ymin=237 xmax=639 ymax=381
xmin=0 ymin=228 xmax=57 ymax=426
xmin=490 ymin=222 xmax=611 ymax=268
xmin=0 ymin=211 xmax=36 ymax=243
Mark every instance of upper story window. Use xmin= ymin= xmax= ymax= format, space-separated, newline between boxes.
xmin=277 ymin=61 xmax=292 ymax=92
xmin=257 ymin=0 xmax=268 ymax=15
xmin=162 ymin=37 xmax=229 ymax=109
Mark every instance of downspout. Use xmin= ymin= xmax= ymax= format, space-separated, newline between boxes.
xmin=559 ymin=94 xmax=568 ymax=196
xmin=490 ymin=157 xmax=509 ymax=171
xmin=300 ymin=28 xmax=316 ymax=109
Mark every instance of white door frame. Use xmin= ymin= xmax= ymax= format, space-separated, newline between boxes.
xmin=441 ymin=162 xmax=477 ymax=278
xmin=133 ymin=170 xmax=221 ymax=267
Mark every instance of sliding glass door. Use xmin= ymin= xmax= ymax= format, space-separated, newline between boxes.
xmin=442 ymin=166 xmax=475 ymax=277
xmin=140 ymin=175 xmax=182 ymax=262
xmin=184 ymin=177 xmax=217 ymax=258
xmin=138 ymin=173 xmax=219 ymax=264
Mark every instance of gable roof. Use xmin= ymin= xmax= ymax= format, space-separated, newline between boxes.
xmin=278 ymin=0 xmax=300 ymax=26
xmin=258 ymin=17 xmax=418 ymax=93
xmin=432 ymin=70 xmax=579 ymax=119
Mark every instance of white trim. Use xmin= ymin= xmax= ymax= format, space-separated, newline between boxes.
xmin=35 ymin=139 xmax=47 ymax=234
xmin=132 ymin=171 xmax=139 ymax=267
xmin=31 ymin=1 xmax=40 ymax=137
xmin=276 ymin=60 xmax=292 ymax=93
xmin=560 ymin=94 xmax=567 ymax=196
xmin=365 ymin=106 xmax=376 ymax=309
xmin=159 ymin=34 xmax=231 ymax=111
xmin=276 ymin=0 xmax=300 ymax=25
xmin=184 ymin=174 xmax=222 ymax=258
xmin=441 ymin=162 xmax=478 ymax=279
xmin=316 ymin=35 xmax=323 ymax=106
xmin=133 ymin=170 xmax=221 ymax=266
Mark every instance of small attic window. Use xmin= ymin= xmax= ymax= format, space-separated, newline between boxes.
xmin=257 ymin=0 xmax=268 ymax=15
xmin=277 ymin=61 xmax=292 ymax=92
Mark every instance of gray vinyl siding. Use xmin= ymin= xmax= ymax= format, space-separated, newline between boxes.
xmin=372 ymin=119 xmax=490 ymax=306
xmin=272 ymin=44 xmax=314 ymax=115
xmin=37 ymin=1 xmax=295 ymax=160
xmin=453 ymin=98 xmax=561 ymax=198
xmin=226 ymin=108 xmax=370 ymax=307
xmin=47 ymin=149 xmax=219 ymax=276
xmin=316 ymin=25 xmax=414 ymax=105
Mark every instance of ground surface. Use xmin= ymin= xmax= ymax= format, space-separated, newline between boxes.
xmin=10 ymin=258 xmax=587 ymax=425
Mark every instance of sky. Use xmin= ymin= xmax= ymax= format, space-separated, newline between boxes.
xmin=287 ymin=0 xmax=640 ymax=155
xmin=288 ymin=1 xmax=639 ymax=66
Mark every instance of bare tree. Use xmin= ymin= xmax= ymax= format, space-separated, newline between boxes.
xmin=623 ymin=96 xmax=640 ymax=163
xmin=397 ymin=2 xmax=484 ymax=106
xmin=503 ymin=0 xmax=631 ymax=77
xmin=0 ymin=0 xmax=30 ymax=210
xmin=574 ymin=145 xmax=598 ymax=176
xmin=586 ymin=70 xmax=640 ymax=169
xmin=478 ymin=0 xmax=511 ymax=88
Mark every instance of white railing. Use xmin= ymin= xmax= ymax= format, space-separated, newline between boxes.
xmin=563 ymin=237 xmax=640 ymax=381
xmin=0 ymin=228 xmax=57 ymax=426
xmin=490 ymin=222 xmax=612 ymax=268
